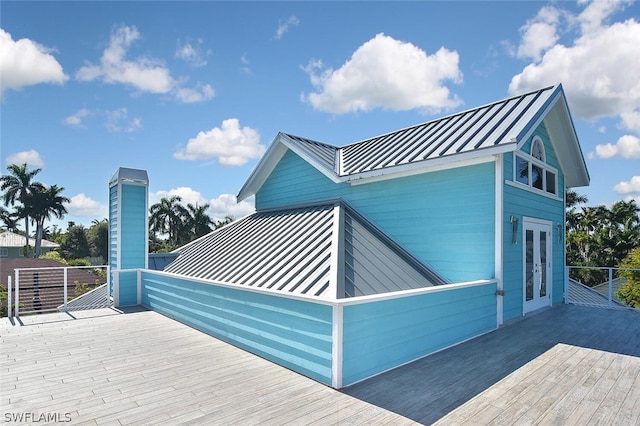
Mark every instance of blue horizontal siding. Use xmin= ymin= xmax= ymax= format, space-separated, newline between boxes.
xmin=258 ymin=150 xmax=496 ymax=282
xmin=341 ymin=283 xmax=497 ymax=386
xmin=116 ymin=270 xmax=139 ymax=306
xmin=502 ymin=125 xmax=566 ymax=321
xmin=141 ymin=271 xmax=334 ymax=385
xmin=108 ymin=185 xmax=118 ymax=271
xmin=120 ymin=184 xmax=146 ymax=269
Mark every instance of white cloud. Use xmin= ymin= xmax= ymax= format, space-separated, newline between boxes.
xmin=5 ymin=150 xmax=45 ymax=168
xmin=516 ymin=6 xmax=562 ymax=61
xmin=173 ymin=118 xmax=265 ymax=166
xmin=620 ymin=110 xmax=640 ymax=134
xmin=64 ymin=108 xmax=91 ymax=128
xmin=67 ymin=193 xmax=107 ymax=218
xmin=150 ymin=187 xmax=208 ymax=208
xmin=302 ymin=33 xmax=463 ymax=115
xmin=76 ymin=25 xmax=174 ymax=94
xmin=509 ymin=2 xmax=640 ymax=119
xmin=623 ymin=195 xmax=640 ymax=204
xmin=240 ymin=54 xmax=251 ymax=74
xmin=275 ymin=16 xmax=300 ymax=40
xmin=577 ymin=0 xmax=630 ymax=34
xmin=105 ymin=108 xmax=143 ymax=133
xmin=174 ymin=83 xmax=215 ymax=103
xmin=0 ymin=28 xmax=68 ymax=95
xmin=593 ymin=134 xmax=640 ymax=159
xmin=76 ymin=25 xmax=215 ymax=104
xmin=175 ymin=39 xmax=209 ymax=67
xmin=614 ymin=175 xmax=640 ymax=194
xmin=209 ymin=194 xmax=254 ymax=222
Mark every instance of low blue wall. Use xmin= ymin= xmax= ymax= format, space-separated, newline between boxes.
xmin=341 ymin=282 xmax=497 ymax=386
xmin=138 ymin=271 xmax=497 ymax=388
xmin=140 ymin=271 xmax=334 ymax=385
xmin=115 ymin=270 xmax=139 ymax=306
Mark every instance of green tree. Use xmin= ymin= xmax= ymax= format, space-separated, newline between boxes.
xmin=149 ymin=196 xmax=187 ymax=248
xmin=60 ymin=224 xmax=90 ymax=260
xmin=0 ymin=163 xmax=44 ymax=256
xmin=30 ymin=184 xmax=69 ymax=257
xmin=87 ymin=219 xmax=109 ymax=263
xmin=616 ymin=247 xmax=640 ymax=308
xmin=0 ymin=206 xmax=19 ymax=231
xmin=567 ymin=193 xmax=640 ymax=286
xmin=215 ymin=216 xmax=235 ymax=229
xmin=183 ymin=203 xmax=214 ymax=241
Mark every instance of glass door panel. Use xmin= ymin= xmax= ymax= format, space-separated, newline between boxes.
xmin=523 ymin=220 xmax=552 ymax=314
xmin=526 ymin=230 xmax=534 ymax=301
xmin=539 ymin=230 xmax=547 ymax=298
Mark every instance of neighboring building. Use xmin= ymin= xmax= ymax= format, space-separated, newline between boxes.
xmin=1 ymin=258 xmax=107 ymax=313
xmin=0 ymin=231 xmax=60 ymax=258
xmin=115 ymin=84 xmax=589 ymax=388
xmin=592 ymin=277 xmax=627 ymax=304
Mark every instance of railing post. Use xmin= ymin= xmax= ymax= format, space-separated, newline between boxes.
xmin=565 ymin=266 xmax=570 ymax=304
xmin=7 ymin=276 xmax=11 ymax=318
xmin=137 ymin=269 xmax=142 ymax=305
xmin=14 ymin=269 xmax=19 ymax=317
xmin=112 ymin=270 xmax=119 ymax=308
xmin=608 ymin=267 xmax=613 ymax=308
xmin=63 ymin=267 xmax=68 ymax=312
xmin=107 ymin=265 xmax=111 ymax=301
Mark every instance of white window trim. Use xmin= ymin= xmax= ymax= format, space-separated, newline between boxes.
xmin=512 ymin=151 xmax=559 ymax=198
xmin=0 ymin=248 xmax=7 ymax=257
xmin=531 ymin=137 xmax=546 ymax=162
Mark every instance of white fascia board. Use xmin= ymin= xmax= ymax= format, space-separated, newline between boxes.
xmin=512 ymin=85 xmax=589 ymax=188
xmin=237 ymin=134 xmax=342 ymax=201
xmin=545 ymin=96 xmax=590 ymax=188
xmin=279 ymin=136 xmax=342 ymax=184
xmin=237 ymin=137 xmax=289 ymax=201
xmin=346 ymin=147 xmax=513 ymax=186
xmin=515 ymin=85 xmax=562 ymax=150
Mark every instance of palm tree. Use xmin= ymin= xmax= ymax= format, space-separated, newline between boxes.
xmin=566 ymin=189 xmax=588 ymax=209
xmin=0 ymin=163 xmax=44 ymax=256
xmin=30 ymin=184 xmax=69 ymax=256
xmin=0 ymin=206 xmax=19 ymax=232
xmin=184 ymin=203 xmax=214 ymax=242
xmin=149 ymin=196 xmax=186 ymax=247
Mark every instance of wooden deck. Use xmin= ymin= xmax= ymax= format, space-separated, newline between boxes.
xmin=1 ymin=304 xmax=639 ymax=425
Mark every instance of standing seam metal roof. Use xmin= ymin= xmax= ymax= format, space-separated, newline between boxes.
xmin=285 ymin=85 xmax=556 ymax=177
xmin=237 ymin=84 xmax=589 ymax=201
xmin=164 ymin=201 xmax=447 ymax=299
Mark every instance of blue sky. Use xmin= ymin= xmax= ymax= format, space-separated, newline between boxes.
xmin=2 ymin=1 xmax=639 ymax=230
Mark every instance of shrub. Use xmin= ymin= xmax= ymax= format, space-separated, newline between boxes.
xmin=616 ymin=247 xmax=640 ymax=308
xmin=39 ymin=251 xmax=68 ymax=264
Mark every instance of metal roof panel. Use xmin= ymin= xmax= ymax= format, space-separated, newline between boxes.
xmin=164 ymin=201 xmax=447 ymax=299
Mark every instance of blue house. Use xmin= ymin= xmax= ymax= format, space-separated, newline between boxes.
xmin=112 ymin=84 xmax=589 ymax=388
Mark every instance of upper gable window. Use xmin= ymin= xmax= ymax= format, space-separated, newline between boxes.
xmin=514 ymin=137 xmax=557 ymax=195
xmin=531 ymin=138 xmax=545 ymax=161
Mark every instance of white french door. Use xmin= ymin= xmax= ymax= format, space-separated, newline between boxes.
xmin=523 ymin=218 xmax=552 ymax=314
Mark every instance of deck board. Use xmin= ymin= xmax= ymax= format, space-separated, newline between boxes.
xmin=2 ymin=304 xmax=639 ymax=425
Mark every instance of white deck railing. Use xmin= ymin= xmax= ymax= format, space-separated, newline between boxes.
xmin=9 ymin=266 xmax=110 ymax=317
xmin=566 ymin=266 xmax=639 ymax=310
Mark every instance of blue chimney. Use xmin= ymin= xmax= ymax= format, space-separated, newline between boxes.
xmin=108 ymin=167 xmax=148 ymax=306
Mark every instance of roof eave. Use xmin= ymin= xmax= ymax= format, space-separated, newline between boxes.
xmin=542 ymin=87 xmax=590 ymax=188
xmin=237 ymin=133 xmax=341 ymax=202
xmin=345 ymin=146 xmax=513 ymax=186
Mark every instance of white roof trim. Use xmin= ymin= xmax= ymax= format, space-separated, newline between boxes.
xmin=348 ymin=153 xmax=500 ymax=186
xmin=237 ymin=84 xmax=589 ymax=200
